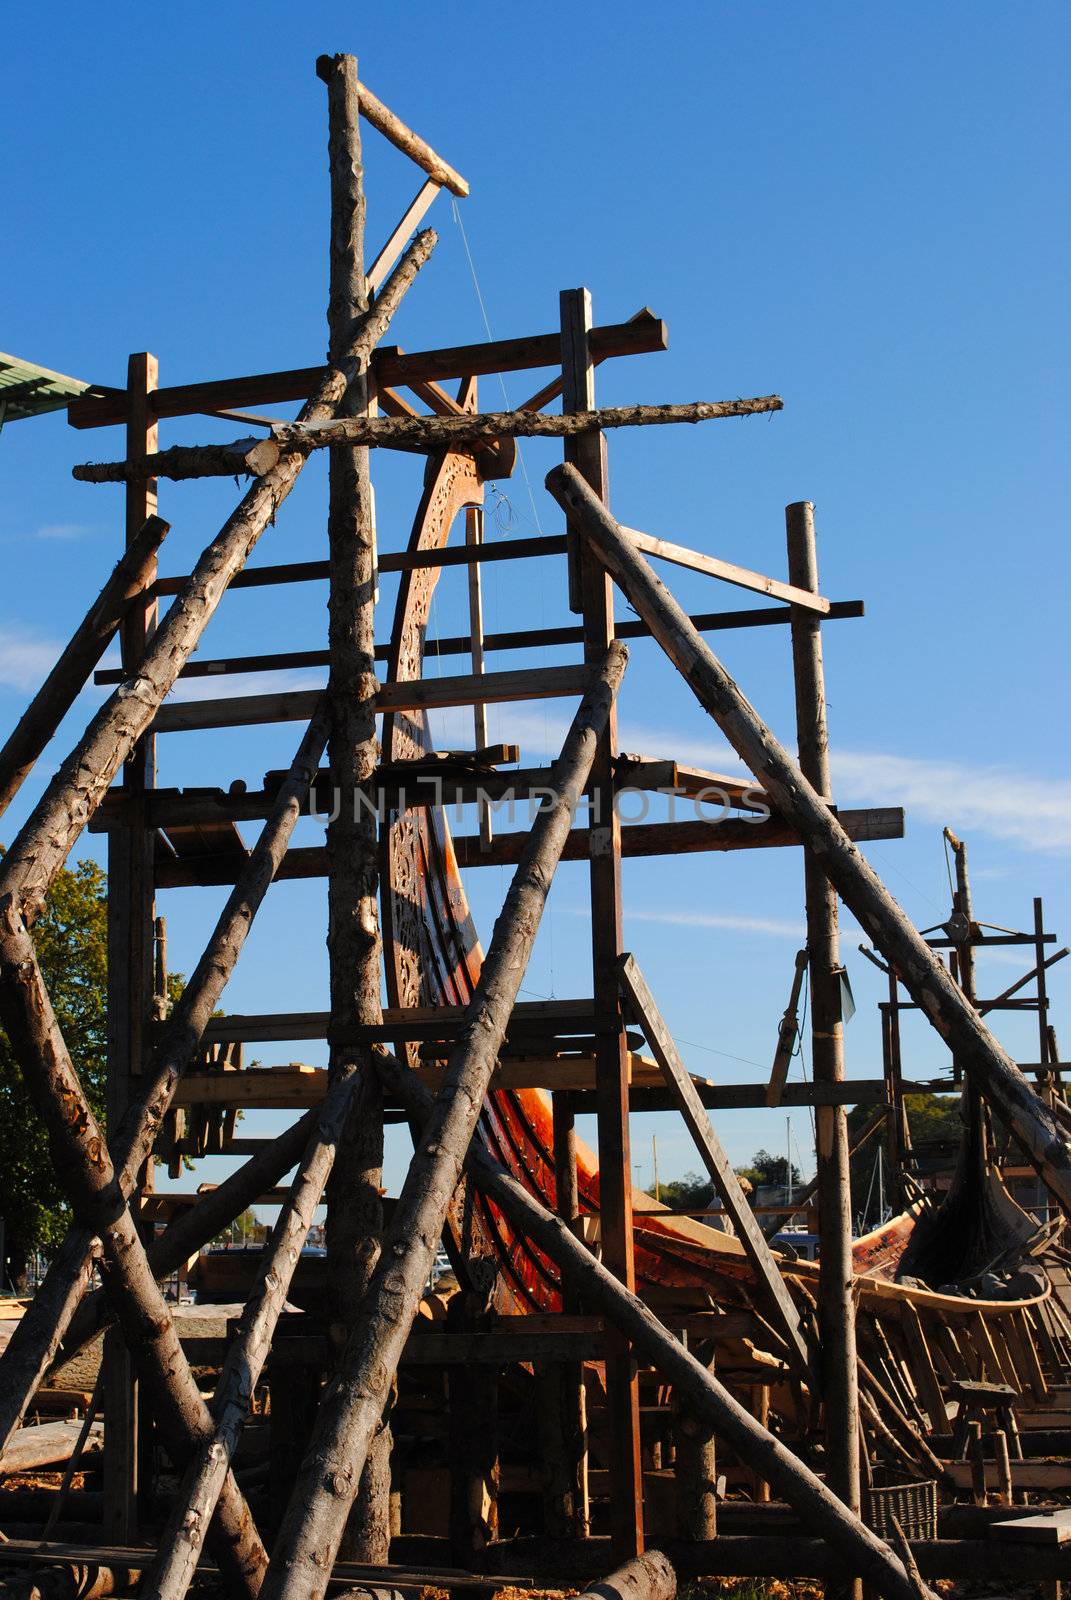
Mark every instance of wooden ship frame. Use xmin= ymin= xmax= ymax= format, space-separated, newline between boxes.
xmin=2 ymin=51 xmax=1071 ymax=1600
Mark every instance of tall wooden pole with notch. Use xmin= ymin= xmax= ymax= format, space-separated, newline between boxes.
xmin=103 ymin=350 xmax=159 ymax=1540
xmin=785 ymin=500 xmax=861 ymax=1596
xmin=318 ymin=52 xmax=391 ymax=1561
xmin=560 ymin=286 xmax=644 ymax=1557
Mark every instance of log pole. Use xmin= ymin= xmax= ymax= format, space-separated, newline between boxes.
xmin=317 ymin=51 xmax=392 ymax=1565
xmin=785 ymin=500 xmax=862 ymax=1575
xmin=0 ymin=708 xmax=328 ymax=1459
xmin=260 ymin=641 xmax=628 ymax=1600
xmin=139 ymin=1068 xmax=360 ymax=1600
xmin=374 ymin=1051 xmax=939 ymax=1600
xmin=575 ymin=1552 xmax=676 ymax=1600
xmin=0 ymin=911 xmax=268 ymax=1598
xmin=544 ymin=461 xmax=1071 ymax=1212
xmin=562 ymin=285 xmax=644 ymax=1561
xmin=0 ymin=514 xmax=169 ymax=820
xmin=71 ymin=397 xmax=785 ymax=482
xmin=0 ymin=228 xmax=434 ymax=931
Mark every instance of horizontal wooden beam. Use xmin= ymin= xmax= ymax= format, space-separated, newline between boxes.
xmin=192 ymin=997 xmax=596 ymax=1046
xmin=67 ymin=313 xmax=669 ymax=429
xmin=151 ymin=664 xmax=593 ymax=732
xmin=95 ymin=758 xmax=772 ymax=830
xmin=354 ymin=78 xmax=468 ymax=196
xmin=73 ymin=398 xmax=784 ymax=483
xmin=153 ymin=807 xmax=905 ymax=887
xmin=449 ymin=806 xmax=904 ymax=868
xmin=93 ymin=599 xmax=866 ymax=687
xmin=622 ymin=524 xmax=829 ymax=614
xmin=146 ymin=532 xmax=567 ymax=599
xmin=570 ymin=1078 xmax=945 ymax=1114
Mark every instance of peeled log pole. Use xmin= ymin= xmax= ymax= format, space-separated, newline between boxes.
xmin=545 ymin=461 xmax=1071 ymax=1213
xmin=575 ymin=1552 xmax=676 ymax=1600
xmin=261 ymin=640 xmax=628 ymax=1600
xmin=0 ymin=514 xmax=169 ymax=820
xmin=318 ymin=50 xmax=391 ymax=1564
xmin=53 ymin=1103 xmax=322 ymax=1374
xmin=1 ymin=227 xmax=434 ymax=930
xmin=0 ymin=709 xmax=328 ymax=1458
xmin=142 ymin=1069 xmax=359 ymax=1600
xmin=374 ymin=1053 xmax=938 ymax=1600
xmin=71 ymin=398 xmax=784 ymax=483
xmin=0 ymin=914 xmax=267 ymax=1597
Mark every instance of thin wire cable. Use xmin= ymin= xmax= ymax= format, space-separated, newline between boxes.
xmin=451 ymin=196 xmax=556 ymax=992
xmin=451 ymin=198 xmax=545 ymax=538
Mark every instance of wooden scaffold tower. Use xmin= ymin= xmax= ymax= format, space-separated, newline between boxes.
xmin=3 ymin=49 xmax=1071 ymax=1600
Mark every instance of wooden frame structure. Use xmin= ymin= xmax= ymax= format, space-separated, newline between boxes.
xmin=1 ymin=49 xmax=1070 ymax=1600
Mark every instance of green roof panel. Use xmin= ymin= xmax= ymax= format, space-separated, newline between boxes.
xmin=0 ymin=351 xmax=91 ymax=423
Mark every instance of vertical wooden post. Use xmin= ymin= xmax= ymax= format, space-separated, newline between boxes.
xmin=447 ymin=1288 xmax=500 ymax=1560
xmin=674 ymin=1339 xmax=718 ymax=1538
xmin=317 ymin=51 xmax=390 ymax=1563
xmin=542 ymin=1090 xmax=588 ymax=1537
xmin=103 ymin=350 xmax=159 ymax=1542
xmin=1034 ymin=898 xmax=1052 ymax=1083
xmin=465 ymin=505 xmax=493 ymax=848
xmin=785 ymin=501 xmax=861 ymax=1590
xmin=560 ymin=286 xmax=643 ymax=1558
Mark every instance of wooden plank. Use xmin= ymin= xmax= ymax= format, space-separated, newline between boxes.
xmin=622 ymin=524 xmax=830 ymax=614
xmin=0 ymin=1419 xmax=104 ymax=1473
xmin=617 ymin=952 xmax=810 ymax=1375
xmin=366 ymin=179 xmax=441 ymax=292
xmin=153 ymin=807 xmax=907 ymax=887
xmin=990 ymin=1510 xmax=1071 ymax=1544
xmin=195 ymin=997 xmax=596 ymax=1045
xmin=94 ymin=596 xmax=864 ymax=676
xmin=149 ymin=532 xmax=567 ymax=596
xmin=67 ymin=315 xmax=669 ymax=429
xmin=946 ymin=1460 xmax=1071 ymax=1490
xmin=151 ymin=664 xmax=593 ymax=732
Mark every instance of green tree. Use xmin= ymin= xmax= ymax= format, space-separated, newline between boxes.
xmin=0 ymin=855 xmax=108 ymax=1291
xmin=646 ymin=1171 xmax=715 ymax=1210
xmin=737 ymin=1148 xmax=802 ymax=1191
xmin=847 ymin=1091 xmax=961 ymax=1216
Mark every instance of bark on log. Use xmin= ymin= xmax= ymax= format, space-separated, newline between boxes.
xmin=0 ymin=710 xmax=328 ymax=1458
xmin=545 ymin=461 xmax=1071 ymax=1213
xmin=374 ymin=1051 xmax=940 ymax=1600
xmin=260 ymin=640 xmax=628 ymax=1600
xmin=52 ymin=1103 xmax=322 ymax=1372
xmin=318 ymin=50 xmax=392 ymax=1564
xmin=140 ymin=1068 xmax=359 ymax=1600
xmin=0 ymin=913 xmax=267 ymax=1597
xmin=1 ymin=227 xmax=434 ymax=930
xmin=71 ymin=398 xmax=784 ymax=482
xmin=0 ymin=515 xmax=169 ymax=820
xmin=354 ymin=77 xmax=467 ymax=196
xmin=575 ymin=1552 xmax=676 ymax=1600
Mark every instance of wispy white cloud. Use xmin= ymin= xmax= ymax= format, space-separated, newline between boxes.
xmin=34 ymin=521 xmax=93 ymax=542
xmin=0 ymin=626 xmax=58 ymax=692
xmin=167 ymin=669 xmax=327 ymax=703
xmin=460 ymin=707 xmax=1071 ymax=857
xmin=627 ymin=907 xmax=806 ymax=939
xmin=830 ymin=750 xmax=1071 ymax=854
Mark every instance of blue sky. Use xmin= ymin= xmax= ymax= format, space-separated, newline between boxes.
xmin=2 ymin=3 xmax=1069 ymax=1202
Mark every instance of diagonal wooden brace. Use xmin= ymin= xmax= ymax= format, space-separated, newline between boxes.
xmin=0 ymin=906 xmax=268 ymax=1597
xmin=260 ymin=640 xmax=628 ymax=1600
xmin=0 ymin=227 xmax=435 ymax=932
xmin=546 ymin=460 xmax=1071 ymax=1216
xmin=0 ymin=707 xmax=328 ymax=1459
